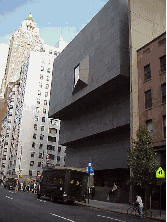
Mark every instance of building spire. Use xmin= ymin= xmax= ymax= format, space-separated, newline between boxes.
xmin=25 ymin=13 xmax=34 ymax=22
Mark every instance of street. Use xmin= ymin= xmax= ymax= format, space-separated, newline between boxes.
xmin=0 ymin=185 xmax=161 ymax=222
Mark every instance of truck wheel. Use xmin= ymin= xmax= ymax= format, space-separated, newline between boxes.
xmin=50 ymin=192 xmax=55 ymax=202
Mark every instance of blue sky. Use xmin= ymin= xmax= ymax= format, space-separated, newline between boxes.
xmin=0 ymin=0 xmax=108 ymax=46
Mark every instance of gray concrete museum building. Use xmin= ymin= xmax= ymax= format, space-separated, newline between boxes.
xmin=49 ymin=0 xmax=130 ymax=194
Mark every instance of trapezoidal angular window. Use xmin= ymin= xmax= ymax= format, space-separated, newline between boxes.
xmin=72 ymin=55 xmax=89 ymax=94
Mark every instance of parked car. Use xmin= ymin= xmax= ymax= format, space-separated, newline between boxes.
xmin=4 ymin=178 xmax=21 ymax=190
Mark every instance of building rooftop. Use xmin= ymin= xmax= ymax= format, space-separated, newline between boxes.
xmin=25 ymin=13 xmax=34 ymax=22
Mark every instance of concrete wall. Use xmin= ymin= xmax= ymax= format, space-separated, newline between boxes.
xmin=65 ymin=124 xmax=130 ymax=170
xmin=60 ymin=90 xmax=130 ymax=145
xmin=49 ymin=0 xmax=130 ymax=119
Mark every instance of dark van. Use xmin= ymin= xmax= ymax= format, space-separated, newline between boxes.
xmin=37 ymin=167 xmax=88 ymax=204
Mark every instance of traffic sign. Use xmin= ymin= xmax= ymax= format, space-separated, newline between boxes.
xmin=88 ymin=161 xmax=92 ymax=167
xmin=86 ymin=166 xmax=94 ymax=175
xmin=90 ymin=166 xmax=94 ymax=175
xmin=156 ymin=167 xmax=165 ymax=178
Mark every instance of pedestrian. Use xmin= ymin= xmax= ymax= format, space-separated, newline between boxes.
xmin=91 ymin=186 xmax=96 ymax=200
xmin=20 ymin=182 xmax=23 ymax=191
xmin=111 ymin=183 xmax=117 ymax=197
xmin=27 ymin=182 xmax=30 ymax=192
xmin=23 ymin=181 xmax=26 ymax=192
xmin=135 ymin=195 xmax=143 ymax=219
xmin=33 ymin=182 xmax=36 ymax=193
xmin=15 ymin=179 xmax=19 ymax=194
xmin=30 ymin=181 xmax=34 ymax=193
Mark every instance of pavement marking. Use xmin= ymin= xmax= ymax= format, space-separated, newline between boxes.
xmin=50 ymin=213 xmax=75 ymax=222
xmin=97 ymin=215 xmax=126 ymax=222
xmin=5 ymin=195 xmax=13 ymax=200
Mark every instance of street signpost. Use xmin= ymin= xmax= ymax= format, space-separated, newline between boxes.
xmin=156 ymin=167 xmax=165 ymax=217
xmin=87 ymin=161 xmax=93 ymax=204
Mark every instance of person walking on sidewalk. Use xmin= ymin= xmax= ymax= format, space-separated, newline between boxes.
xmin=111 ymin=183 xmax=117 ymax=198
xmin=23 ymin=181 xmax=26 ymax=192
xmin=15 ymin=179 xmax=19 ymax=194
xmin=135 ymin=195 xmax=143 ymax=219
xmin=91 ymin=186 xmax=96 ymax=200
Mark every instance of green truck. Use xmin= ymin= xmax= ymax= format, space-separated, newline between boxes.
xmin=37 ymin=167 xmax=88 ymax=204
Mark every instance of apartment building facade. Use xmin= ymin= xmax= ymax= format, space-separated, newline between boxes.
xmin=0 ymin=84 xmax=19 ymax=176
xmin=137 ymin=32 xmax=166 ymax=209
xmin=0 ymin=13 xmax=43 ymax=99
xmin=0 ymin=43 xmax=66 ymax=180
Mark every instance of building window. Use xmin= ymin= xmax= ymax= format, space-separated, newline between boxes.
xmin=49 ymin=128 xmax=57 ymax=134
xmin=38 ymin=162 xmax=41 ymax=167
xmin=46 ymin=76 xmax=49 ymax=81
xmin=54 ymin=51 xmax=57 ymax=56
xmin=158 ymin=38 xmax=166 ymax=46
xmin=39 ymin=144 xmax=43 ymax=149
xmin=49 ymin=50 xmax=52 ymax=54
xmin=57 ymin=156 xmax=60 ymax=161
xmin=144 ymin=64 xmax=151 ymax=81
xmin=37 ymin=98 xmax=40 ymax=104
xmin=45 ymin=84 xmax=49 ymax=89
xmin=40 ymin=74 xmax=43 ymax=80
xmin=31 ymin=152 xmax=35 ymax=157
xmin=30 ymin=161 xmax=34 ymax=166
xmin=146 ymin=119 xmax=153 ymax=137
xmin=47 ymin=145 xmax=55 ymax=151
xmin=41 ymin=126 xmax=44 ymax=131
xmin=38 ymin=90 xmax=41 ymax=96
xmin=145 ymin=90 xmax=152 ymax=109
xmin=74 ymin=65 xmax=80 ymax=87
xmin=34 ymin=124 xmax=37 ymax=130
xmin=40 ymin=134 xmax=44 ymax=140
xmin=45 ymin=92 xmax=48 ymax=97
xmin=161 ymin=83 xmax=166 ymax=104
xmin=32 ymin=142 xmax=35 ymax=148
xmin=41 ymin=66 xmax=44 ymax=71
xmin=39 ymin=82 xmax=42 ymax=88
xmin=48 ymin=136 xmax=56 ymax=142
xmin=163 ymin=115 xmax=166 ymax=139
xmin=42 ymin=117 xmax=45 ymax=122
xmin=49 ymin=154 xmax=55 ymax=160
xmin=160 ymin=55 xmax=166 ymax=73
xmin=43 ymin=108 xmax=46 ymax=114
xmin=44 ymin=100 xmax=47 ymax=105
xmin=29 ymin=170 xmax=32 ymax=176
xmin=39 ymin=153 xmax=42 ymax=158
xmin=35 ymin=115 xmax=38 ymax=121
xmin=36 ymin=107 xmax=39 ymax=113
xmin=33 ymin=133 xmax=37 ymax=139
xmin=47 ymin=68 xmax=50 ymax=73
xmin=58 ymin=146 xmax=61 ymax=152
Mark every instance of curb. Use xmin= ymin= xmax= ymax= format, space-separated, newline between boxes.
xmin=75 ymin=201 xmax=166 ymax=222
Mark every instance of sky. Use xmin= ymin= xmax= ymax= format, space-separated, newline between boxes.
xmin=0 ymin=0 xmax=109 ymax=46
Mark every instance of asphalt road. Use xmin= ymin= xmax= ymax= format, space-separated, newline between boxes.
xmin=0 ymin=185 xmax=161 ymax=222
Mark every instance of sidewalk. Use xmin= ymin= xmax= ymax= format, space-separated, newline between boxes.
xmin=75 ymin=199 xmax=166 ymax=221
